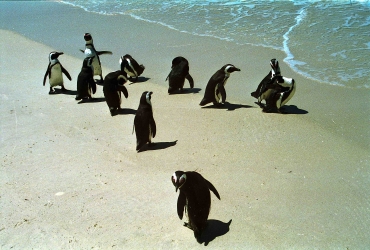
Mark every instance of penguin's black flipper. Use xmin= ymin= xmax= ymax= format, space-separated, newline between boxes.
xmin=79 ymin=49 xmax=85 ymax=53
xmin=150 ymin=117 xmax=156 ymax=138
xmin=43 ymin=64 xmax=50 ymax=86
xmin=186 ymin=74 xmax=194 ymax=88
xmin=177 ymin=191 xmax=186 ymax=220
xmin=97 ymin=51 xmax=113 ymax=55
xmin=91 ymin=79 xmax=97 ymax=94
xmin=117 ymin=85 xmax=128 ymax=98
xmin=218 ymin=83 xmax=227 ymax=103
xmin=205 ymin=179 xmax=221 ymax=200
xmin=61 ymin=66 xmax=72 ymax=81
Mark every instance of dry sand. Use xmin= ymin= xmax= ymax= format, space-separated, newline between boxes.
xmin=1 ymin=2 xmax=370 ymax=249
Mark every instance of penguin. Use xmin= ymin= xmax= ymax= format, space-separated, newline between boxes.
xmin=251 ymin=58 xmax=281 ymax=104
xmin=199 ymin=64 xmax=240 ymax=106
xmin=43 ymin=51 xmax=72 ymax=94
xmin=80 ymin=33 xmax=112 ymax=82
xmin=75 ymin=57 xmax=96 ymax=101
xmin=171 ymin=171 xmax=221 ymax=242
xmin=133 ymin=91 xmax=156 ymax=152
xmin=263 ymin=76 xmax=296 ymax=113
xmin=103 ymin=71 xmax=129 ymax=116
xmin=166 ymin=56 xmax=194 ymax=94
xmin=119 ymin=54 xmax=145 ymax=82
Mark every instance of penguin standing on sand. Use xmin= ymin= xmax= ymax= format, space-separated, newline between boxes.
xmin=171 ymin=171 xmax=221 ymax=243
xmin=251 ymin=58 xmax=281 ymax=104
xmin=75 ymin=57 xmax=96 ymax=101
xmin=43 ymin=51 xmax=71 ymax=94
xmin=119 ymin=54 xmax=145 ymax=82
xmin=103 ymin=71 xmax=129 ymax=116
xmin=166 ymin=56 xmax=194 ymax=94
xmin=80 ymin=33 xmax=112 ymax=82
xmin=199 ymin=64 xmax=240 ymax=106
xmin=133 ymin=91 xmax=156 ymax=152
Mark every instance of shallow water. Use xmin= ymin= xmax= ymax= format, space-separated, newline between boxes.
xmin=60 ymin=0 xmax=370 ymax=89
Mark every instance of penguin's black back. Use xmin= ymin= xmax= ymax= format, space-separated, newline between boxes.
xmin=134 ymin=92 xmax=155 ymax=151
xmin=103 ymin=71 xmax=127 ymax=109
xmin=168 ymin=57 xmax=191 ymax=93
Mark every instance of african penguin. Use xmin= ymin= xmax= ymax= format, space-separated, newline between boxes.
xmin=251 ymin=58 xmax=281 ymax=104
xmin=119 ymin=54 xmax=145 ymax=82
xmin=75 ymin=57 xmax=96 ymax=101
xmin=80 ymin=33 xmax=112 ymax=82
xmin=171 ymin=171 xmax=221 ymax=243
xmin=263 ymin=76 xmax=296 ymax=113
xmin=133 ymin=91 xmax=156 ymax=152
xmin=199 ymin=64 xmax=240 ymax=106
xmin=166 ymin=56 xmax=194 ymax=94
xmin=43 ymin=51 xmax=72 ymax=94
xmin=103 ymin=71 xmax=129 ymax=116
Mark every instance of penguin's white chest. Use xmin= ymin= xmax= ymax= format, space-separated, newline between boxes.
xmin=49 ymin=64 xmax=64 ymax=87
xmin=85 ymin=48 xmax=101 ymax=76
xmin=214 ymin=76 xmax=229 ymax=103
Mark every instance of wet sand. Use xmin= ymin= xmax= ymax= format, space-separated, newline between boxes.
xmin=0 ymin=1 xmax=369 ymax=249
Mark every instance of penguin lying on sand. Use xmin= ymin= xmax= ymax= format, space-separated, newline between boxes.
xmin=199 ymin=64 xmax=240 ymax=106
xmin=262 ymin=76 xmax=296 ymax=113
xmin=103 ymin=71 xmax=129 ymax=116
xmin=171 ymin=171 xmax=221 ymax=243
xmin=119 ymin=54 xmax=145 ymax=82
xmin=166 ymin=56 xmax=194 ymax=94
xmin=75 ymin=57 xmax=96 ymax=101
xmin=133 ymin=91 xmax=156 ymax=152
xmin=80 ymin=33 xmax=112 ymax=82
xmin=43 ymin=51 xmax=71 ymax=94
xmin=251 ymin=58 xmax=281 ymax=104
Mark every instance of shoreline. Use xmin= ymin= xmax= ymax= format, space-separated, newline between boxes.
xmin=1 ymin=1 xmax=369 ymax=249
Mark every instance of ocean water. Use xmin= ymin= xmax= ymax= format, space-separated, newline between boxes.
xmin=60 ymin=0 xmax=370 ymax=89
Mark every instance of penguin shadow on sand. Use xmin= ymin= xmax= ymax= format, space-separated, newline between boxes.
xmin=51 ymin=89 xmax=78 ymax=96
xmin=128 ymin=76 xmax=150 ymax=85
xmin=77 ymin=97 xmax=106 ymax=104
xmin=198 ymin=219 xmax=232 ymax=246
xmin=202 ymin=102 xmax=253 ymax=111
xmin=113 ymin=108 xmax=137 ymax=116
xmin=138 ymin=140 xmax=178 ymax=153
xmin=171 ymin=87 xmax=202 ymax=95
xmin=255 ymin=102 xmax=308 ymax=115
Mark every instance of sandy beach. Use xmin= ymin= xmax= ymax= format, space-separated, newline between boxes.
xmin=1 ymin=1 xmax=369 ymax=249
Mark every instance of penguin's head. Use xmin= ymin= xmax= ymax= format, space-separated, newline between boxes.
xmin=84 ymin=33 xmax=93 ymax=44
xmin=171 ymin=171 xmax=187 ymax=192
xmin=270 ymin=58 xmax=281 ymax=77
xmin=139 ymin=91 xmax=153 ymax=106
xmin=49 ymin=51 xmax=63 ymax=62
xmin=223 ymin=64 xmax=241 ymax=74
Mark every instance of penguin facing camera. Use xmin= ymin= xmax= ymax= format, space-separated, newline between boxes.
xmin=171 ymin=171 xmax=221 ymax=243
xmin=199 ymin=64 xmax=240 ymax=107
xmin=80 ymin=33 xmax=112 ymax=82
xmin=166 ymin=56 xmax=194 ymax=94
xmin=75 ymin=57 xmax=96 ymax=101
xmin=133 ymin=91 xmax=156 ymax=152
xmin=103 ymin=71 xmax=129 ymax=116
xmin=43 ymin=51 xmax=71 ymax=94
xmin=119 ymin=54 xmax=145 ymax=82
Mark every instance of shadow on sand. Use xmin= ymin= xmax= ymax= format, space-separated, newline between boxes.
xmin=199 ymin=219 xmax=232 ymax=246
xmin=51 ymin=89 xmax=78 ymax=96
xmin=169 ymin=87 xmax=202 ymax=95
xmin=113 ymin=108 xmax=137 ymax=116
xmin=255 ymin=102 xmax=308 ymax=114
xmin=201 ymin=102 xmax=253 ymax=111
xmin=138 ymin=140 xmax=177 ymax=152
xmin=128 ymin=76 xmax=151 ymax=85
xmin=77 ymin=97 xmax=106 ymax=104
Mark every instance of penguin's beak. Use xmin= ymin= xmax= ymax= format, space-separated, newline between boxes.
xmin=175 ymin=186 xmax=179 ymax=192
xmin=56 ymin=52 xmax=64 ymax=57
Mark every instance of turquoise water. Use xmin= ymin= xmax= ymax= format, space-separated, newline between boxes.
xmin=61 ymin=0 xmax=370 ymax=88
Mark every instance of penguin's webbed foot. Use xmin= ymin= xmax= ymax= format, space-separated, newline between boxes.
xmin=49 ymin=88 xmax=56 ymax=95
xmin=183 ymin=222 xmax=193 ymax=230
xmin=61 ymin=86 xmax=67 ymax=92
